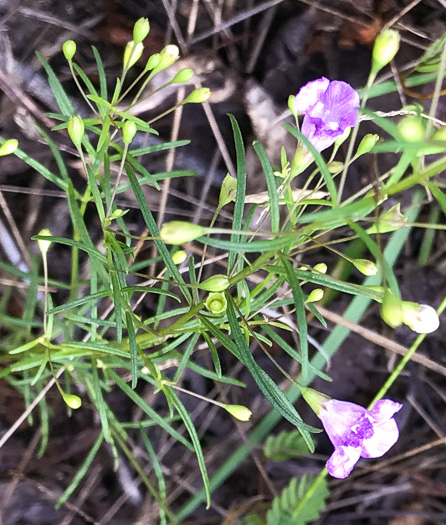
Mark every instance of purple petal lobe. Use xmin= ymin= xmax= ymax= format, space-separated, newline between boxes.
xmin=361 ymin=418 xmax=400 ymax=458
xmin=326 ymin=446 xmax=361 ymax=479
xmin=319 ymin=400 xmax=366 ymax=449
xmin=370 ymin=399 xmax=403 ymax=422
xmin=294 ymin=77 xmax=330 ymax=114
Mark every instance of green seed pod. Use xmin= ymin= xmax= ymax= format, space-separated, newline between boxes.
xmin=205 ymin=292 xmax=227 ymax=315
xmin=198 ymin=274 xmax=229 ymax=292
xmin=62 ymin=40 xmax=76 ymax=62
xmin=372 ymin=30 xmax=400 ymax=73
xmin=122 ymin=121 xmax=137 ymax=145
xmin=37 ymin=228 xmax=52 ymax=255
xmin=356 ymin=133 xmax=379 ymax=157
xmin=380 ymin=290 xmax=403 ymax=329
xmin=222 ymin=404 xmax=252 ymax=421
xmin=133 ymin=17 xmax=150 ymax=45
xmin=123 ymin=40 xmax=144 ymax=70
xmin=160 ymin=221 xmax=205 ymax=245
xmin=352 ymin=258 xmax=378 ymax=276
xmin=172 ymin=250 xmax=187 ymax=265
xmin=397 ymin=116 xmax=425 ymax=142
xmin=67 ymin=115 xmax=84 ymax=148
xmin=183 ymin=87 xmax=211 ymax=104
xmin=0 ymin=139 xmax=18 ymax=156
xmin=172 ymin=68 xmax=194 ymax=84
xmin=306 ymin=288 xmax=324 ymax=303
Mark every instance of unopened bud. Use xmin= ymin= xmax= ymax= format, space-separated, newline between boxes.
xmin=172 ymin=250 xmax=187 ymax=265
xmin=381 ymin=290 xmax=404 ymax=329
xmin=122 ymin=120 xmax=137 ymax=144
xmin=172 ymin=68 xmax=194 ymax=84
xmin=0 ymin=139 xmax=18 ymax=156
xmin=37 ymin=228 xmax=52 ymax=255
xmin=288 ymin=94 xmax=297 ymax=118
xmin=152 ymin=45 xmax=180 ymax=74
xmin=372 ymin=30 xmax=400 ymax=73
xmin=352 ymin=258 xmax=378 ymax=276
xmin=160 ymin=221 xmax=205 ymax=245
xmin=401 ymin=302 xmax=440 ymax=334
xmin=67 ymin=115 xmax=84 ymax=148
xmin=183 ymin=87 xmax=211 ymax=104
xmin=398 ymin=116 xmax=425 ymax=142
xmin=111 ymin=208 xmax=128 ymax=219
xmin=327 ymin=161 xmax=344 ymax=173
xmin=306 ymin=288 xmax=324 ymax=303
xmin=62 ymin=40 xmax=76 ymax=62
xmin=123 ymin=40 xmax=144 ymax=70
xmin=205 ymin=292 xmax=227 ymax=315
xmin=133 ymin=17 xmax=150 ymax=44
xmin=433 ymin=126 xmax=446 ymax=141
xmin=313 ymin=263 xmax=327 ymax=274
xmin=222 ymin=404 xmax=252 ymax=421
xmin=62 ymin=393 xmax=82 ymax=409
xmin=198 ymin=274 xmax=229 ymax=292
xmin=144 ymin=53 xmax=161 ymax=72
xmin=356 ymin=134 xmax=379 ymax=157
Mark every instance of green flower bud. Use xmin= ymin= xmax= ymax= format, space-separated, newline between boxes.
xmin=172 ymin=68 xmax=194 ymax=84
xmin=288 ymin=94 xmax=297 ymax=118
xmin=67 ymin=115 xmax=84 ymax=148
xmin=356 ymin=133 xmax=380 ymax=157
xmin=160 ymin=221 xmax=205 ymax=245
xmin=327 ymin=161 xmax=344 ymax=173
xmin=144 ymin=53 xmax=162 ymax=72
xmin=133 ymin=17 xmax=150 ymax=45
xmin=306 ymin=288 xmax=324 ymax=303
xmin=37 ymin=228 xmax=52 ymax=255
xmin=205 ymin=292 xmax=227 ymax=315
xmin=352 ymin=258 xmax=378 ymax=276
xmin=397 ymin=116 xmax=425 ymax=142
xmin=401 ymin=302 xmax=439 ymax=334
xmin=433 ymin=126 xmax=446 ymax=141
xmin=62 ymin=393 xmax=82 ymax=409
xmin=183 ymin=87 xmax=211 ymax=104
xmin=372 ymin=30 xmax=400 ymax=73
xmin=218 ymin=174 xmax=237 ymax=209
xmin=313 ymin=263 xmax=327 ymax=274
xmin=334 ymin=127 xmax=351 ymax=147
xmin=122 ymin=120 xmax=137 ymax=144
xmin=151 ymin=45 xmax=179 ymax=74
xmin=111 ymin=208 xmax=128 ymax=219
xmin=123 ymin=40 xmax=144 ymax=70
xmin=299 ymin=386 xmax=331 ymax=417
xmin=198 ymin=274 xmax=229 ymax=292
xmin=0 ymin=139 xmax=18 ymax=156
xmin=62 ymin=40 xmax=76 ymax=62
xmin=380 ymin=290 xmax=403 ymax=329
xmin=222 ymin=404 xmax=252 ymax=421
xmin=172 ymin=250 xmax=187 ymax=265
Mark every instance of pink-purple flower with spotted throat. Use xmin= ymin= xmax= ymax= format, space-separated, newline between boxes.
xmin=295 ymin=77 xmax=360 ymax=152
xmin=319 ymin=399 xmax=402 ymax=479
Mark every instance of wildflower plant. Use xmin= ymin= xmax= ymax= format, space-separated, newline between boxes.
xmin=1 ymin=16 xmax=445 ymax=523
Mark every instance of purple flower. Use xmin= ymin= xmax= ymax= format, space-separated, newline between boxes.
xmin=294 ymin=77 xmax=360 ymax=152
xmin=319 ymin=399 xmax=402 ymax=479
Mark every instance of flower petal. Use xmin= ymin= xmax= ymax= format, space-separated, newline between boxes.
xmin=300 ymin=116 xmax=340 ymax=152
xmin=370 ymin=399 xmax=403 ymax=423
xmin=319 ymin=400 xmax=367 ymax=449
xmin=320 ymin=80 xmax=360 ymax=119
xmin=360 ymin=418 xmax=400 ymax=458
xmin=326 ymin=446 xmax=361 ymax=479
xmin=294 ymin=77 xmax=330 ymax=114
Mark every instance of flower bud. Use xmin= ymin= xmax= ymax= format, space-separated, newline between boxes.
xmin=288 ymin=94 xmax=298 ymax=118
xmin=111 ymin=208 xmax=127 ymax=219
xmin=356 ymin=134 xmax=379 ymax=157
xmin=306 ymin=288 xmax=324 ymax=303
xmin=313 ymin=263 xmax=327 ymax=274
xmin=37 ymin=228 xmax=52 ymax=255
xmin=67 ymin=115 xmax=84 ymax=148
xmin=172 ymin=250 xmax=187 ymax=265
xmin=372 ymin=30 xmax=400 ymax=73
xmin=62 ymin=393 xmax=82 ymax=409
xmin=299 ymin=386 xmax=331 ymax=417
xmin=122 ymin=120 xmax=137 ymax=144
xmin=327 ymin=161 xmax=344 ymax=173
xmin=0 ymin=139 xmax=18 ymax=156
xmin=123 ymin=40 xmax=144 ymax=70
xmin=218 ymin=174 xmax=237 ymax=209
xmin=352 ymin=258 xmax=378 ymax=276
xmin=133 ymin=17 xmax=150 ymax=44
xmin=198 ymin=274 xmax=229 ymax=292
xmin=62 ymin=40 xmax=76 ymax=62
xmin=397 ymin=116 xmax=425 ymax=142
xmin=183 ymin=87 xmax=211 ymax=104
xmin=172 ymin=68 xmax=194 ymax=84
xmin=144 ymin=53 xmax=161 ymax=72
xmin=433 ymin=126 xmax=446 ymax=141
xmin=205 ymin=292 xmax=227 ymax=315
xmin=160 ymin=221 xmax=205 ymax=245
xmin=401 ymin=302 xmax=440 ymax=334
xmin=151 ymin=45 xmax=180 ymax=74
xmin=381 ymin=290 xmax=404 ymax=329
xmin=222 ymin=404 xmax=252 ymax=421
